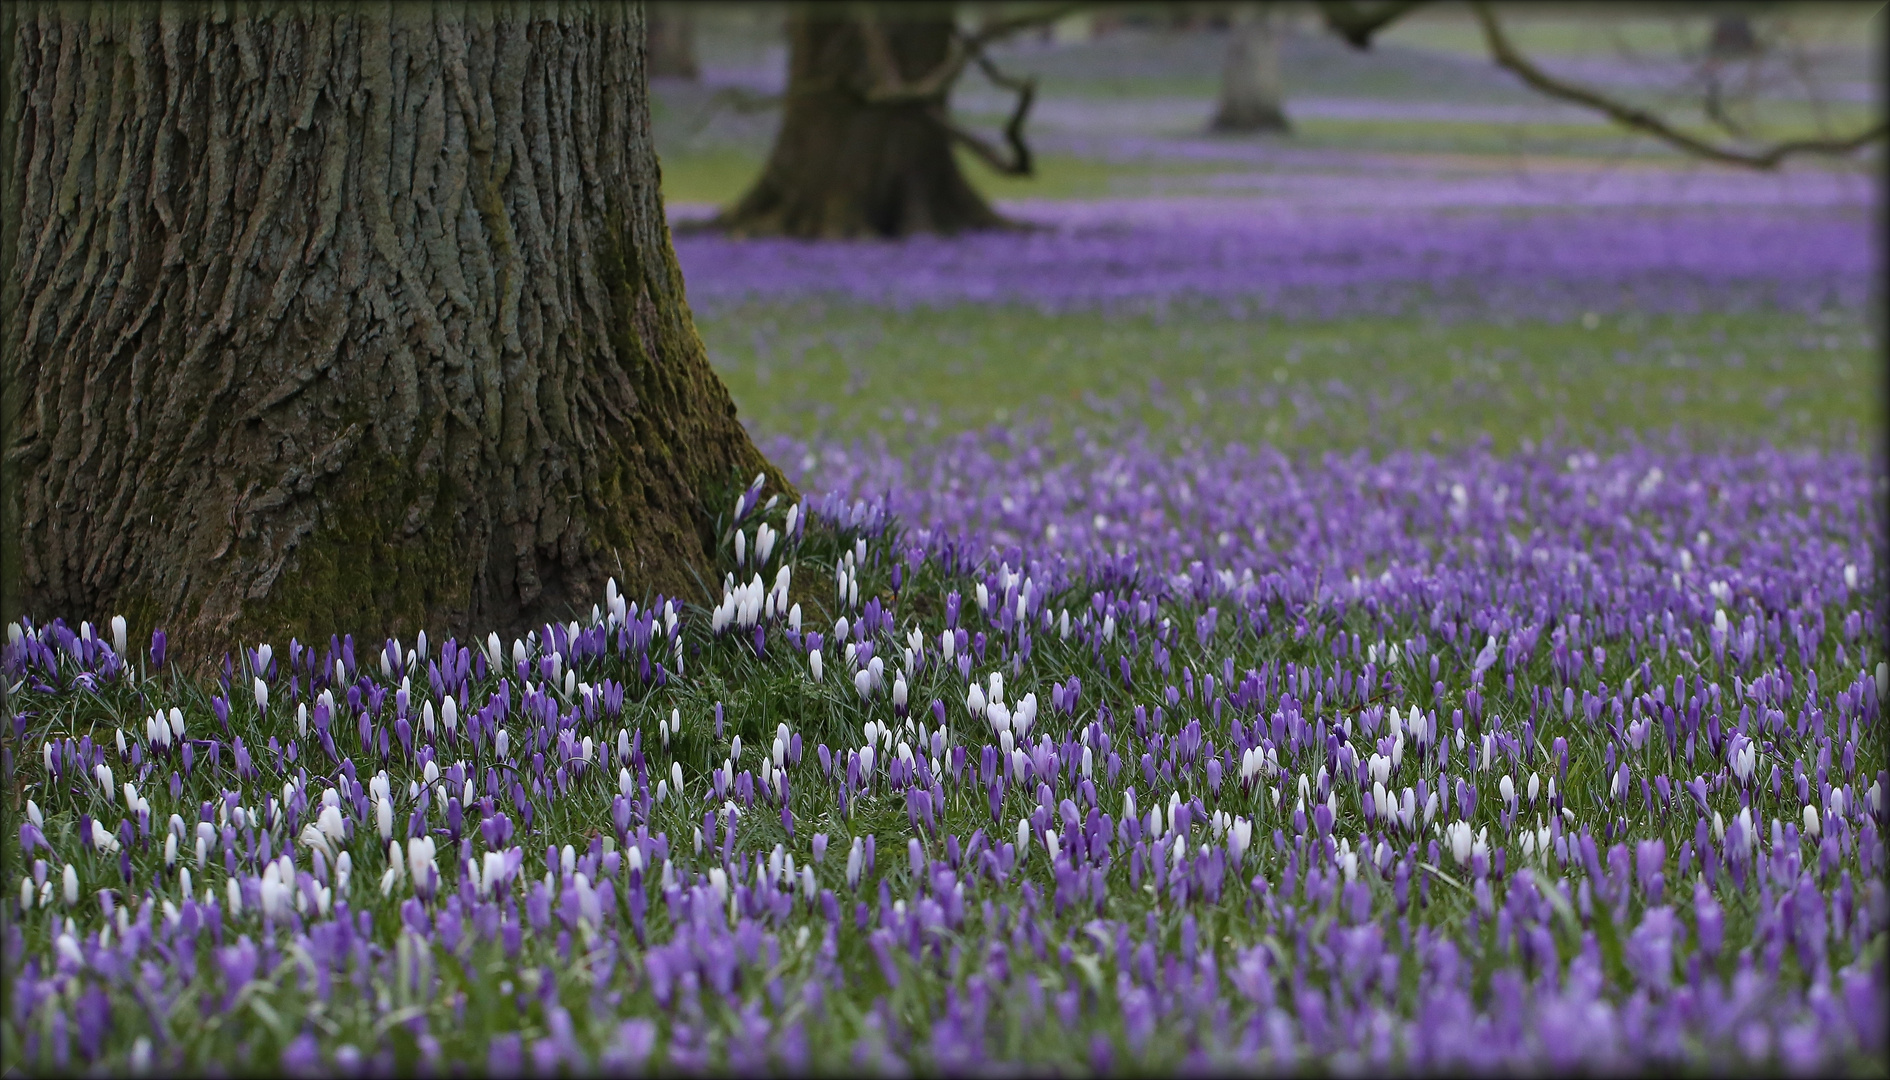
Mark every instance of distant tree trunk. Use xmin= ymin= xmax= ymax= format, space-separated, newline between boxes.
xmin=1 ymin=2 xmax=783 ymax=665
xmin=1707 ymin=14 xmax=1758 ymax=59
xmin=711 ymin=7 xmax=1007 ymax=239
xmin=647 ymin=3 xmax=699 ymax=80
xmin=1211 ymin=4 xmax=1291 ymax=134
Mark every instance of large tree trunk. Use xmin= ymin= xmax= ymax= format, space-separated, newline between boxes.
xmin=1 ymin=2 xmax=784 ymax=666
xmin=711 ymin=7 xmax=1006 ymax=239
xmin=647 ymin=3 xmax=698 ymax=80
xmin=1210 ymin=4 xmax=1291 ymax=134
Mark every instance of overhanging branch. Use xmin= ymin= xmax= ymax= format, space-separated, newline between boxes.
xmin=1471 ymin=2 xmax=1886 ymax=170
xmin=1318 ymin=1 xmax=1430 ymax=50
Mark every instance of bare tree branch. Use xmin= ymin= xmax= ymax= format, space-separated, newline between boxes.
xmin=850 ymin=3 xmax=1074 ymax=177
xmin=1318 ymin=1 xmax=1430 ymax=50
xmin=939 ymin=53 xmax=1038 ymax=176
xmin=855 ymin=2 xmax=1085 ymax=106
xmin=1471 ymin=2 xmax=1886 ymax=170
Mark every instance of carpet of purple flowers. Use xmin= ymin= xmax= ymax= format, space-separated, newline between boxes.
xmin=4 ymin=425 xmax=1885 ymax=1072
xmin=675 ymin=194 xmax=1875 ymax=321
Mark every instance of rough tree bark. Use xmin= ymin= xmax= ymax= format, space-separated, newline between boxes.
xmin=646 ymin=3 xmax=698 ymax=80
xmin=1 ymin=2 xmax=785 ymax=665
xmin=1211 ymin=4 xmax=1290 ymax=134
xmin=711 ymin=6 xmax=1008 ymax=239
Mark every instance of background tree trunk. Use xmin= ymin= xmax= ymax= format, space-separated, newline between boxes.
xmin=1707 ymin=14 xmax=1759 ymax=59
xmin=1 ymin=2 xmax=784 ymax=666
xmin=1211 ymin=4 xmax=1291 ymax=134
xmin=647 ymin=3 xmax=699 ymax=80
xmin=711 ymin=7 xmax=1007 ymax=239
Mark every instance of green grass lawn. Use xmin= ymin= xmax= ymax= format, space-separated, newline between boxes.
xmin=700 ymin=302 xmax=1882 ymax=455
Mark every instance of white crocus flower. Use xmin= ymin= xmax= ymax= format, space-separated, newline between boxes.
xmin=1446 ymin=821 xmax=1474 ymax=866
xmin=1229 ymin=817 xmax=1252 ymax=867
xmin=319 ymin=805 xmax=347 ymax=846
